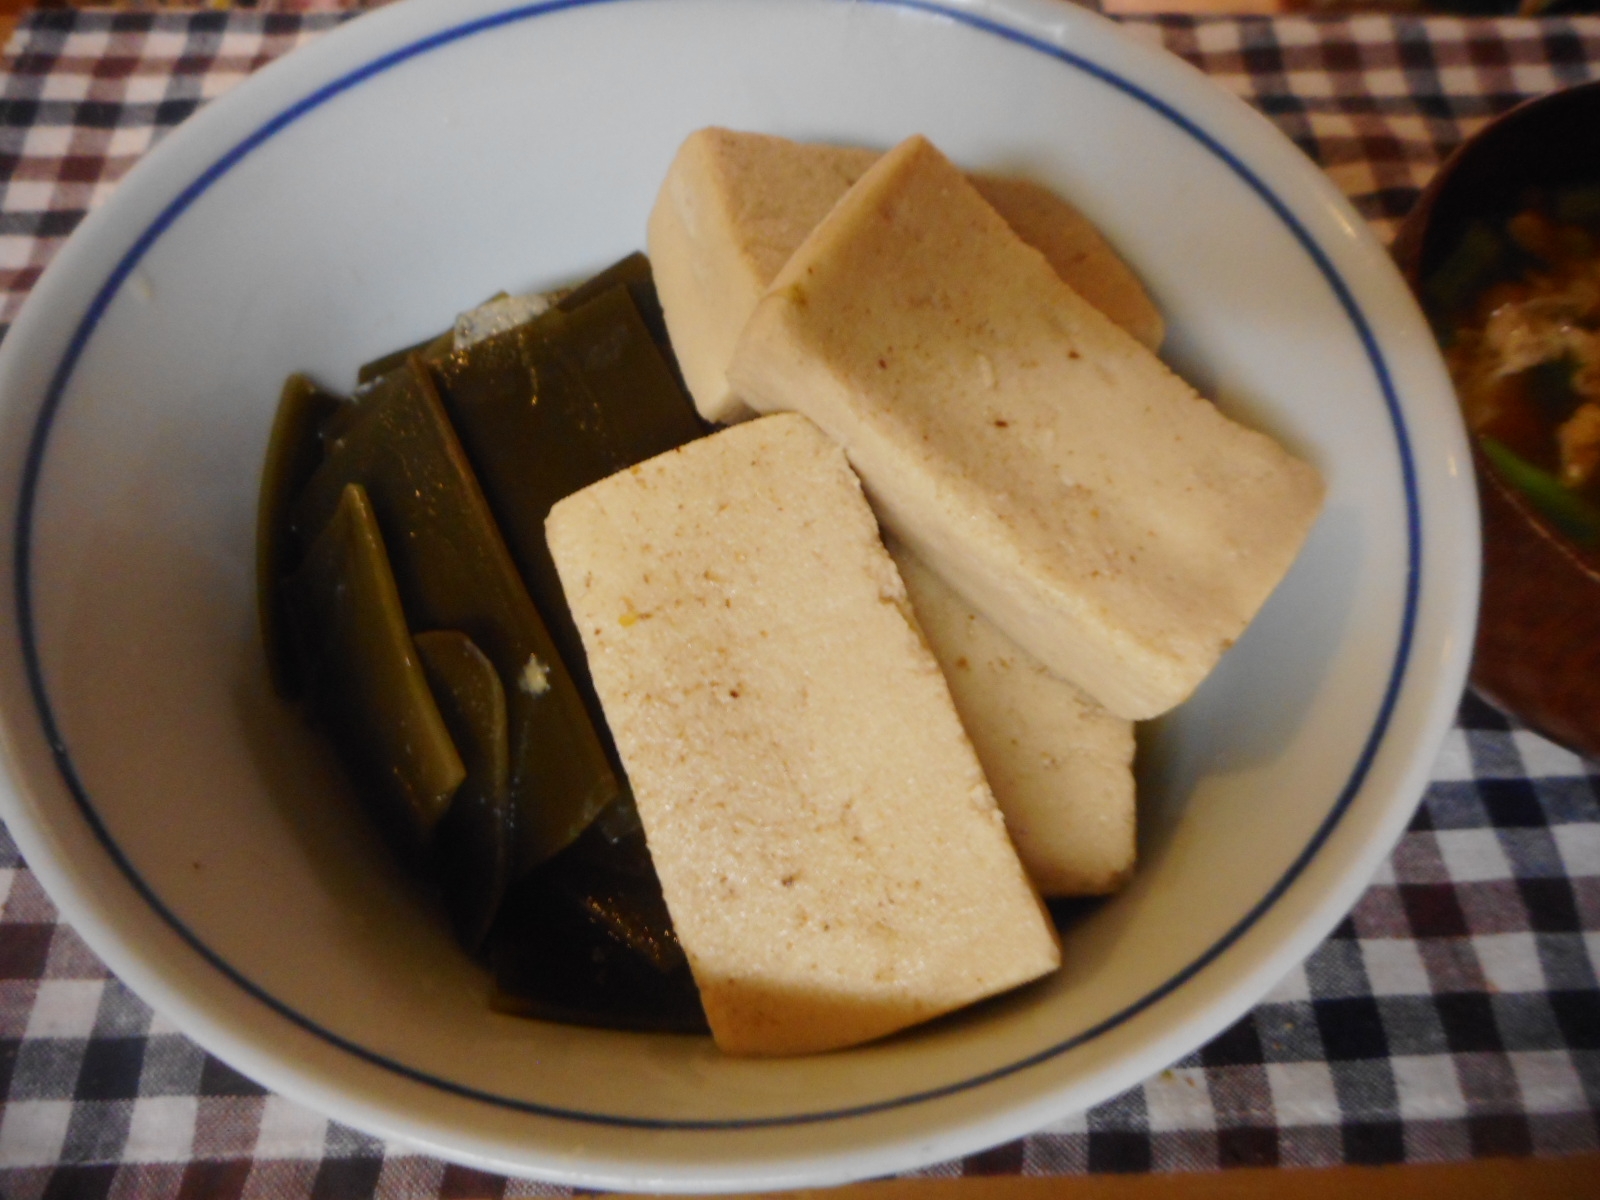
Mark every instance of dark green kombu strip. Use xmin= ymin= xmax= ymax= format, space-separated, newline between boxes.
xmin=429 ymin=280 xmax=706 ymax=726
xmin=286 ymin=483 xmax=464 ymax=847
xmin=261 ymin=257 xmax=710 ymax=1032
xmin=488 ymin=825 xmax=706 ymax=1034
xmin=417 ymin=629 xmax=513 ymax=952
xmin=292 ymin=357 xmax=619 ymax=875
xmin=257 ymin=373 xmax=347 ymax=698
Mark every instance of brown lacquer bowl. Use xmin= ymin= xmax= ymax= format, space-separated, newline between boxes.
xmin=1392 ymin=79 xmax=1600 ymax=761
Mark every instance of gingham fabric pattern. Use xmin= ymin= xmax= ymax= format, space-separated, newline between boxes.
xmin=0 ymin=10 xmax=1597 ymax=1200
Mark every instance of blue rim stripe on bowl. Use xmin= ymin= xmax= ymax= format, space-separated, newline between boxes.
xmin=11 ymin=0 xmax=1420 ymax=1131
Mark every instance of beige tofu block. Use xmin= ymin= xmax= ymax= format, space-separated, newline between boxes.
xmin=728 ymin=135 xmax=1325 ymax=720
xmin=545 ymin=413 xmax=1059 ymax=1056
xmin=647 ymin=127 xmax=1162 ymax=424
xmin=968 ymin=173 xmax=1163 ymax=350
xmin=892 ymin=541 xmax=1134 ymax=896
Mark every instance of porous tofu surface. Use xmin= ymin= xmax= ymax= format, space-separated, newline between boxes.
xmin=648 ymin=130 xmax=878 ymax=424
xmin=647 ymin=128 xmax=1162 ymax=425
xmin=893 ymin=541 xmax=1135 ymax=896
xmin=728 ymin=135 xmax=1325 ymax=720
xmin=967 ymin=173 xmax=1163 ymax=352
xmin=545 ymin=413 xmax=1059 ymax=1056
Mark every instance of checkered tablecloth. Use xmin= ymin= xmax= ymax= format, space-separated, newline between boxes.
xmin=0 ymin=7 xmax=1596 ymax=1199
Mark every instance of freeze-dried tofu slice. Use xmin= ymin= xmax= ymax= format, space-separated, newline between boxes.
xmin=893 ymin=541 xmax=1134 ymax=897
xmin=729 ymin=135 xmax=1324 ymax=719
xmin=546 ymin=413 xmax=1059 ymax=1056
xmin=648 ymin=127 xmax=1162 ymax=423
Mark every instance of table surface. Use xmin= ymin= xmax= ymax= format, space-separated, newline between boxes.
xmin=0 ymin=6 xmax=1596 ymax=1199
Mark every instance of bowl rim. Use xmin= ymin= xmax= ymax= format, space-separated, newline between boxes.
xmin=0 ymin=0 xmax=1478 ymax=1184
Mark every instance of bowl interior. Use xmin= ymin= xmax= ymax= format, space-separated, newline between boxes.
xmin=0 ymin=0 xmax=1476 ymax=1187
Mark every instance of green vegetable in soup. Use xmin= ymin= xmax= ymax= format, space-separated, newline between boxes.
xmin=1480 ymin=436 xmax=1600 ymax=545
xmin=1423 ymin=221 xmax=1507 ymax=334
xmin=1426 ymin=185 xmax=1600 ymax=549
xmin=1554 ymin=182 xmax=1600 ymax=227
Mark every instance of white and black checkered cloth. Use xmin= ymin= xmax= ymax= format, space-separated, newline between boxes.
xmin=0 ymin=9 xmax=1596 ymax=1199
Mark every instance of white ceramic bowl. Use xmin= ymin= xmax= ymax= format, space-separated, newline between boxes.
xmin=0 ymin=0 xmax=1477 ymax=1190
